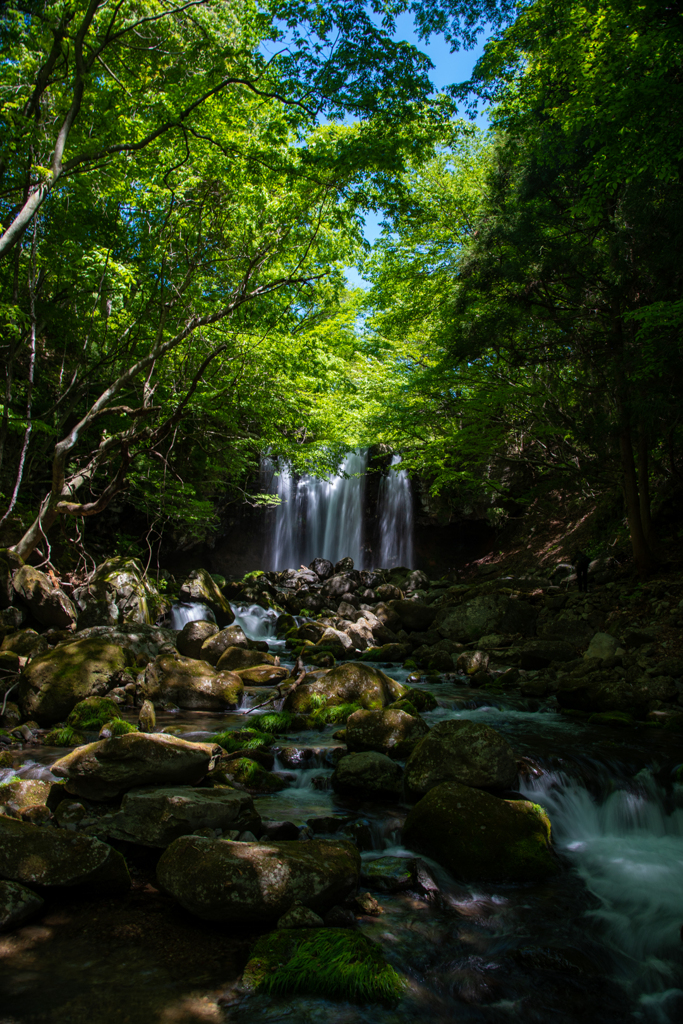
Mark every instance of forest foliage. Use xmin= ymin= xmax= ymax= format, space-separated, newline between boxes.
xmin=0 ymin=0 xmax=681 ymax=574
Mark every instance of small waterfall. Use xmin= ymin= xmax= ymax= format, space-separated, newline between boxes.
xmin=264 ymin=450 xmax=368 ymax=569
xmin=169 ymin=601 xmax=216 ymax=629
xmin=377 ymin=454 xmax=414 ymax=568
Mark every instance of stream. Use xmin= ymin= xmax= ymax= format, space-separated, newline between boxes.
xmin=1 ymin=603 xmax=683 ymax=1023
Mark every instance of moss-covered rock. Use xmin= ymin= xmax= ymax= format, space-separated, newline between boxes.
xmin=242 ymin=928 xmax=405 ymax=1004
xmin=345 ymin=708 xmax=430 ymax=759
xmin=0 ymin=879 xmax=44 ymax=932
xmin=0 ymin=548 xmax=23 ymax=609
xmin=0 ymin=815 xmax=130 ymax=893
xmin=156 ymin=836 xmax=360 ymax=924
xmin=331 ymin=751 xmax=403 ymax=800
xmin=2 ymin=628 xmax=48 ymax=659
xmin=12 ymin=565 xmax=77 ymax=629
xmin=100 ymin=784 xmax=258 ymax=847
xmin=138 ymin=699 xmax=156 ymax=732
xmin=67 ymin=696 xmax=120 ymax=731
xmin=179 ymin=569 xmax=234 ymax=627
xmin=141 ymin=652 xmax=243 ymax=710
xmin=404 ymin=719 xmax=518 ymax=799
xmin=237 ymin=665 xmax=289 ymax=686
xmin=18 ymin=637 xmax=134 ymax=725
xmin=0 ymin=777 xmax=51 ymax=812
xmin=588 ymin=711 xmax=636 ymax=728
xmin=402 ymin=781 xmax=558 ymax=882
xmin=284 ymin=662 xmax=405 ymax=715
xmin=200 ymin=624 xmax=249 ymax=664
xmin=73 ymin=557 xmax=164 ymax=627
xmin=216 ymin=646 xmax=275 ymax=671
xmin=51 ymin=731 xmax=220 ymax=800
xmin=402 ymin=687 xmax=438 ymax=712
xmin=220 ymin=756 xmax=288 ymax=793
xmin=176 ymin=619 xmax=219 ymax=659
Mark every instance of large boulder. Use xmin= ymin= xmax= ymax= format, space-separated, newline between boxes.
xmin=388 ymin=600 xmax=436 ymax=633
xmin=72 ymin=557 xmax=164 ymax=627
xmin=179 ymin=569 xmax=234 ymax=627
xmin=0 ymin=880 xmax=44 ymax=932
xmin=310 ymin=558 xmax=334 ymax=580
xmin=176 ymin=619 xmax=219 ymax=658
xmin=12 ymin=565 xmax=77 ymax=629
xmin=50 ymin=731 xmax=220 ymax=800
xmin=2 ymin=628 xmax=48 ymax=660
xmin=345 ymin=709 xmax=430 ymax=759
xmin=314 ymin=627 xmax=354 ymax=656
xmin=100 ymin=785 xmax=259 ymax=847
xmin=200 ymin=625 xmax=249 ymax=664
xmin=69 ymin=623 xmax=176 ymax=662
xmin=216 ymin=646 xmax=274 ymax=671
xmin=584 ymin=632 xmax=622 ymax=660
xmin=141 ymin=653 xmax=243 ymax=710
xmin=0 ymin=815 xmax=130 ymax=893
xmin=321 ymin=574 xmax=356 ymax=600
xmin=237 ymin=665 xmax=289 ymax=686
xmin=18 ymin=637 xmax=134 ymax=725
xmin=284 ymin=662 xmax=405 ymax=714
xmin=0 ymin=778 xmax=51 ymax=813
xmin=402 ymin=781 xmax=557 ymax=882
xmin=404 ymin=720 xmax=517 ymax=799
xmin=156 ymin=837 xmax=360 ymax=924
xmin=435 ymin=592 xmax=536 ymax=643
xmin=331 ymin=751 xmax=403 ymax=799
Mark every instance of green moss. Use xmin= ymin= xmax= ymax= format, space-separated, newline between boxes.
xmin=255 ymin=711 xmax=297 ymax=734
xmin=403 ymin=687 xmax=438 ymax=712
xmin=67 ymin=696 xmax=121 ymax=731
xmin=44 ymin=725 xmax=85 ymax=746
xmin=212 ymin=728 xmax=273 ymax=752
xmin=103 ymin=718 xmax=137 ymax=736
xmin=0 ymin=750 xmax=16 ymax=768
xmin=223 ymin=757 xmax=287 ymax=792
xmin=403 ymin=658 xmax=418 ymax=670
xmin=387 ymin=699 xmax=419 ymax=717
xmin=307 ymin=701 xmax=362 ymax=729
xmin=588 ymin=711 xmax=635 ymax=728
xmin=243 ymin=928 xmax=406 ymax=1005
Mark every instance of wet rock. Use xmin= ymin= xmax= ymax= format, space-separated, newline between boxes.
xmin=361 ymin=643 xmax=410 ymax=663
xmin=101 ymin=784 xmax=258 ymax=846
xmin=0 ymin=778 xmax=51 ymax=813
xmin=138 ymin=699 xmax=156 ymax=732
xmin=335 ymin=557 xmax=354 ymax=573
xmin=0 ymin=815 xmax=130 ymax=892
xmin=156 ymin=837 xmax=360 ymax=923
xmin=324 ymin=904 xmax=356 ymax=927
xmin=314 ymin=627 xmax=354 ymax=656
xmin=277 ymin=900 xmax=324 ymax=928
xmin=12 ymin=565 xmax=77 ymax=630
xmin=176 ymin=619 xmax=219 ymax=658
xmin=216 ymin=646 xmax=275 ymax=671
xmin=354 ymin=891 xmax=383 ymax=915
xmin=142 ymin=652 xmax=243 ymax=710
xmin=519 ymin=639 xmax=576 ymax=670
xmin=345 ymin=620 xmax=374 ymax=651
xmin=285 ymin=661 xmax=405 ymax=714
xmin=557 ymin=673 xmax=677 ymax=716
xmin=337 ymin=818 xmax=374 ymax=850
xmin=0 ymin=880 xmax=44 ymax=932
xmin=375 ymin=584 xmax=402 ymax=601
xmin=403 ymin=781 xmax=558 ymax=882
xmin=584 ymin=633 xmax=622 ymax=660
xmin=200 ymin=624 xmax=249 ymax=665
xmin=404 ymin=720 xmax=517 ymax=799
xmin=70 ymin=623 xmax=176 ymax=662
xmin=2 ymin=628 xmax=49 ymax=660
xmin=53 ymin=799 xmax=87 ymax=826
xmin=18 ymin=637 xmax=134 ymax=725
xmin=261 ymin=820 xmax=300 ymax=840
xmin=388 ymin=600 xmax=437 ymax=633
xmin=67 ymin=695 xmax=121 ymax=732
xmin=73 ymin=557 xmax=164 ymax=628
xmin=179 ymin=569 xmax=234 ymax=627
xmin=332 ymin=751 xmax=403 ymax=799
xmin=237 ymin=665 xmax=289 ymax=686
xmin=220 ymin=757 xmax=288 ymax=793
xmin=345 ymin=708 xmax=430 ymax=759
xmin=456 ymin=650 xmax=490 ymax=675
xmin=51 ymin=731 xmax=220 ymax=800
xmin=307 ymin=815 xmax=349 ymax=833
xmin=322 ymin=575 xmax=357 ymax=601
xmin=360 ymin=856 xmax=415 ymax=892
xmin=0 ymin=606 xmax=26 ymax=632
xmin=310 ymin=558 xmax=334 ymax=580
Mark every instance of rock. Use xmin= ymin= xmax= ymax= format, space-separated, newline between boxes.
xmin=622 ymin=629 xmax=656 ymax=649
xmin=335 ymin=557 xmax=354 ymax=573
xmin=520 ymin=640 xmax=576 ymax=670
xmin=332 ymin=751 xmax=403 ymax=799
xmin=18 ymin=637 xmax=134 ymax=725
xmin=237 ymin=665 xmax=289 ymax=686
xmin=200 ymin=625 xmax=249 ymax=664
xmin=2 ymin=628 xmax=48 ymax=659
xmin=156 ymin=837 xmax=360 ymax=923
xmin=51 ymin=731 xmax=220 ymax=800
xmin=216 ymin=646 xmax=275 ymax=671
xmin=322 ymin=575 xmax=356 ymax=601
xmin=53 ymin=800 xmax=87 ymax=825
xmin=310 ymin=558 xmax=334 ymax=580
xmin=0 ymin=548 xmax=23 ymax=609
xmin=388 ymin=600 xmax=437 ymax=632
xmin=657 ymin=657 xmax=683 ymax=679
xmin=403 ymin=781 xmax=558 ymax=882
xmin=0 ymin=606 xmax=26 ymax=631
xmin=221 ymin=757 xmax=288 ymax=793
xmin=314 ymin=627 xmax=354 ymax=656
xmin=361 ymin=643 xmax=409 ymax=663
xmin=261 ymin=820 xmax=300 ymax=840
xmin=67 ymin=695 xmax=121 ymax=731
xmin=376 ymin=584 xmax=402 ymax=601
xmin=436 ymin=592 xmax=537 ymax=643
xmin=138 ymin=699 xmax=156 ymax=732
xmin=354 ymin=891 xmax=383 ymax=916
xmin=285 ymin=662 xmax=405 ymax=714
xmin=0 ymin=815 xmax=130 ymax=892
xmin=557 ymin=674 xmax=676 ymax=716
xmin=360 ymin=857 xmax=415 ymax=892
xmin=456 ymin=650 xmax=490 ymax=675
xmin=277 ymin=900 xmax=324 ymax=928
xmin=404 ymin=720 xmax=517 ymax=798
xmin=12 ymin=565 xmax=77 ymax=629
xmin=323 ymin=905 xmax=356 ymax=927
xmin=405 ymin=570 xmax=430 ymax=592
xmin=584 ymin=632 xmax=622 ymax=660
xmin=180 ymin=569 xmax=234 ymax=626
xmin=345 ymin=619 xmax=374 ymax=651
xmin=345 ymin=708 xmax=430 ymax=759
xmin=70 ymin=623 xmax=176 ymax=662
xmin=0 ymin=880 xmax=44 ymax=931
xmin=142 ymin=653 xmax=243 ymax=710
xmin=0 ymin=778 xmax=51 ymax=812
xmin=73 ymin=557 xmax=164 ymax=627
xmin=101 ymin=784 xmax=258 ymax=846
xmin=176 ymin=620 xmax=219 ymax=658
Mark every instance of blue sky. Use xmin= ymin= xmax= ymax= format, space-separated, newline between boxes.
xmin=345 ymin=13 xmax=489 ymax=287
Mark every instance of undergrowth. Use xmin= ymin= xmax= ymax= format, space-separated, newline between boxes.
xmin=212 ymin=729 xmax=273 ymax=752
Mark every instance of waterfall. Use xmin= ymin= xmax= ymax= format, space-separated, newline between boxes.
xmin=377 ymin=454 xmax=414 ymax=568
xmin=264 ymin=450 xmax=368 ymax=569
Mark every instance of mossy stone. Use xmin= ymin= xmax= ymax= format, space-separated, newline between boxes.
xmin=284 ymin=662 xmax=405 ymax=715
xmin=222 ymin=757 xmax=288 ymax=793
xmin=67 ymin=696 xmax=120 ymax=731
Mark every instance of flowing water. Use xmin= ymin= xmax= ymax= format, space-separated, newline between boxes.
xmin=2 ymin=603 xmax=683 ymax=1023
xmin=377 ymin=455 xmax=414 ymax=569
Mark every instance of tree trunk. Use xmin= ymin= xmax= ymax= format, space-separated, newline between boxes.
xmin=636 ymin=423 xmax=657 ymax=555
xmin=619 ymin=424 xmax=654 ymax=575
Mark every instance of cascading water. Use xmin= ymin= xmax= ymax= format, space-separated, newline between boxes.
xmin=263 ymin=450 xmax=368 ymax=569
xmin=377 ymin=453 xmax=414 ymax=568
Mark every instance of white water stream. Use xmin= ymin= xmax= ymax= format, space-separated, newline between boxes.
xmin=377 ymin=454 xmax=414 ymax=569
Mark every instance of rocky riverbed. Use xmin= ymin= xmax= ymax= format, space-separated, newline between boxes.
xmin=1 ymin=551 xmax=683 ymax=1023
